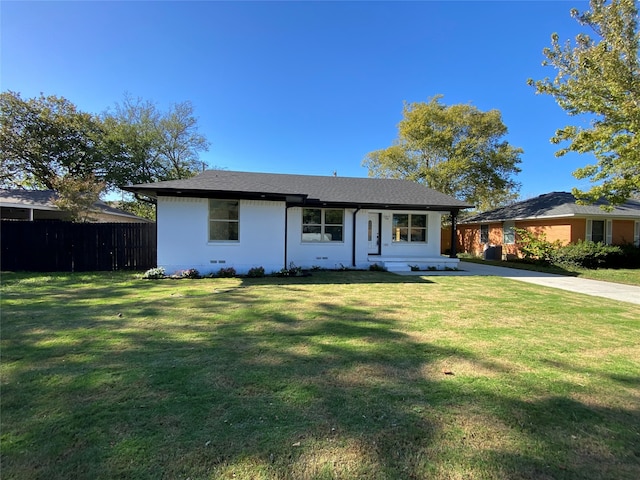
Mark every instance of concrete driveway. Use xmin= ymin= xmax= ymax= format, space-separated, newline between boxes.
xmin=395 ymin=261 xmax=640 ymax=305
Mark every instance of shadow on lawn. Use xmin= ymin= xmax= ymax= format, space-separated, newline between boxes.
xmin=2 ymin=273 xmax=639 ymax=479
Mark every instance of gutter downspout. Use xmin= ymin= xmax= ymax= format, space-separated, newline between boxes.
xmin=352 ymin=207 xmax=361 ymax=267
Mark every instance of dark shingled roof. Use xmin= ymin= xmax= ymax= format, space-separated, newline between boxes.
xmin=123 ymin=170 xmax=472 ymax=210
xmin=461 ymin=192 xmax=640 ymax=223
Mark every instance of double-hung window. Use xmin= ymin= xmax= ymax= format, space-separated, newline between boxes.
xmin=302 ymin=208 xmax=344 ymax=242
xmin=392 ymin=214 xmax=427 ymax=242
xmin=503 ymin=221 xmax=515 ymax=244
xmin=587 ymin=219 xmax=612 ymax=244
xmin=480 ymin=224 xmax=489 ymax=244
xmin=209 ymin=199 xmax=239 ymax=241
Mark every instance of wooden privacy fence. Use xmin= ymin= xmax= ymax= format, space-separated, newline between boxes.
xmin=1 ymin=221 xmax=157 ymax=272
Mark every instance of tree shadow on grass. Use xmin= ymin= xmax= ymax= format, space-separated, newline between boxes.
xmin=1 ymin=273 xmax=639 ymax=479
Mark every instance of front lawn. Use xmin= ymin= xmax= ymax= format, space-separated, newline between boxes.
xmin=1 ymin=271 xmax=639 ymax=479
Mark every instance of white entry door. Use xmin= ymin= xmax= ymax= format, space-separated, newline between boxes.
xmin=368 ymin=213 xmax=381 ymax=255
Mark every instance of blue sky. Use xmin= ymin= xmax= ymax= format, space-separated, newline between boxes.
xmin=2 ymin=0 xmax=594 ymax=199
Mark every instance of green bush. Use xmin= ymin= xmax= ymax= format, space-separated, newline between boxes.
xmin=180 ymin=268 xmax=201 ymax=279
xmin=369 ymin=263 xmax=387 ymax=272
xmin=142 ymin=267 xmax=165 ymax=279
xmin=247 ymin=266 xmax=265 ymax=278
xmin=551 ymin=240 xmax=622 ymax=269
xmin=515 ymin=228 xmax=561 ymax=265
xmin=217 ymin=267 xmax=237 ymax=278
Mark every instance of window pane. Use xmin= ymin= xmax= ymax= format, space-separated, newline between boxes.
xmin=302 ymin=208 xmax=321 ymax=225
xmin=210 ymin=221 xmax=238 ymax=241
xmin=592 ymin=220 xmax=605 ymax=243
xmin=411 ymin=214 xmax=427 ymax=228
xmin=503 ymin=222 xmax=515 ymax=244
xmin=325 ymin=226 xmax=343 ymax=242
xmin=410 ymin=228 xmax=426 ymax=242
xmin=393 ymin=214 xmax=408 ymax=227
xmin=324 ymin=209 xmax=344 ymax=225
xmin=393 ymin=227 xmax=408 ymax=242
xmin=480 ymin=225 xmax=489 ymax=244
xmin=303 ymin=225 xmax=321 ymax=234
xmin=209 ymin=200 xmax=238 ymax=220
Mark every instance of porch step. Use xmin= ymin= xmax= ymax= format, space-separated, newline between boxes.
xmin=382 ymin=261 xmax=413 ymax=272
xmin=370 ymin=256 xmax=460 ymax=272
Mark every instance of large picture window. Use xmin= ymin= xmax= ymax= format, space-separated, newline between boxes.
xmin=209 ymin=199 xmax=239 ymax=241
xmin=302 ymin=208 xmax=344 ymax=242
xmin=392 ymin=214 xmax=427 ymax=242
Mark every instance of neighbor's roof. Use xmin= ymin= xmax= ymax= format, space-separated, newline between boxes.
xmin=123 ymin=170 xmax=472 ymax=210
xmin=0 ymin=189 xmax=148 ymax=220
xmin=461 ymin=192 xmax=640 ymax=223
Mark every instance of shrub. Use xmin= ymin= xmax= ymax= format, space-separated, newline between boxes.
xmin=217 ymin=267 xmax=237 ymax=278
xmin=515 ymin=228 xmax=561 ymax=265
xmin=247 ymin=266 xmax=265 ymax=278
xmin=275 ymin=262 xmax=303 ymax=277
xmin=551 ymin=240 xmax=622 ymax=269
xmin=180 ymin=268 xmax=201 ymax=279
xmin=142 ymin=267 xmax=165 ymax=279
xmin=369 ymin=263 xmax=387 ymax=272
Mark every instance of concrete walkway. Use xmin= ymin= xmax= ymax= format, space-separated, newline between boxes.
xmin=394 ymin=261 xmax=640 ymax=305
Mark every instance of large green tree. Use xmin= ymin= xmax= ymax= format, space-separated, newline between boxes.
xmin=363 ymin=96 xmax=523 ymax=211
xmin=101 ymin=95 xmax=210 ymax=189
xmin=1 ymin=91 xmax=211 ymax=220
xmin=0 ymin=91 xmax=105 ymax=190
xmin=529 ymin=0 xmax=640 ymax=205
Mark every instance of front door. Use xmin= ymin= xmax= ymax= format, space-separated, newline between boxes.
xmin=368 ymin=213 xmax=381 ymax=255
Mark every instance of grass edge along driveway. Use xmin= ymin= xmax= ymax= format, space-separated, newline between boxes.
xmin=1 ymin=271 xmax=639 ymax=480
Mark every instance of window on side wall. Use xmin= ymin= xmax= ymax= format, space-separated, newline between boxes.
xmin=302 ymin=208 xmax=344 ymax=242
xmin=392 ymin=213 xmax=427 ymax=243
xmin=503 ymin=221 xmax=515 ymax=244
xmin=590 ymin=220 xmax=605 ymax=243
xmin=209 ymin=199 xmax=239 ymax=241
xmin=480 ymin=224 xmax=489 ymax=244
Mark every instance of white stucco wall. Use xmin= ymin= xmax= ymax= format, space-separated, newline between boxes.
xmin=157 ymin=196 xmax=285 ymax=275
xmin=286 ymin=207 xmax=358 ymax=270
xmin=157 ymin=197 xmax=446 ymax=274
xmin=375 ymin=210 xmax=444 ymax=258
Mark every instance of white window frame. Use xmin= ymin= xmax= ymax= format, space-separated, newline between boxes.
xmin=208 ymin=199 xmax=239 ymax=242
xmin=391 ymin=213 xmax=428 ymax=243
xmin=301 ymin=208 xmax=344 ymax=242
xmin=635 ymin=220 xmax=640 ymax=247
xmin=586 ymin=218 xmax=612 ymax=244
xmin=480 ymin=224 xmax=489 ymax=244
xmin=503 ymin=221 xmax=515 ymax=244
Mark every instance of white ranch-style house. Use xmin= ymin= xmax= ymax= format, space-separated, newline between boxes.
xmin=124 ymin=170 xmax=471 ymax=274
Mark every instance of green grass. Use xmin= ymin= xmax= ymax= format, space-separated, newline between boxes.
xmin=460 ymin=256 xmax=640 ymax=286
xmin=2 ymin=271 xmax=639 ymax=479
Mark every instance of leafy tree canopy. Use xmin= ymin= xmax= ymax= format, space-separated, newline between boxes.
xmin=363 ymin=96 xmax=523 ymax=212
xmin=101 ymin=95 xmax=210 ymax=189
xmin=528 ymin=0 xmax=640 ymax=206
xmin=1 ymin=91 xmax=211 ymax=221
xmin=0 ymin=91 xmax=105 ymax=190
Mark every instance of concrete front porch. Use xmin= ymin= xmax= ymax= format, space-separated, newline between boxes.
xmin=368 ymin=256 xmax=460 ymax=273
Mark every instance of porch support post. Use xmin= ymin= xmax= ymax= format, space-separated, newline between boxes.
xmin=449 ymin=210 xmax=458 ymax=259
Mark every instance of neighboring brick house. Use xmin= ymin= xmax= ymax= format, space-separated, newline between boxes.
xmin=458 ymin=192 xmax=640 ymax=259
